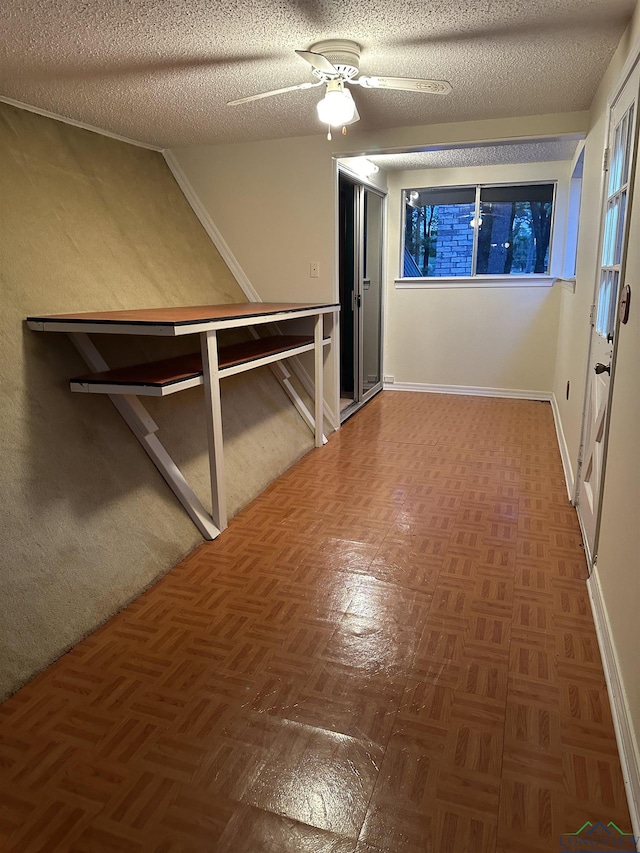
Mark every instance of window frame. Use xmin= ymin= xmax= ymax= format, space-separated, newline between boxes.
xmin=398 ymin=179 xmax=558 ymax=287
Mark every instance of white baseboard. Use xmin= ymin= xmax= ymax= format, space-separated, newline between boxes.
xmin=550 ymin=393 xmax=575 ymax=500
xmin=382 ymin=381 xmax=552 ymax=402
xmin=588 ymin=567 xmax=640 ymax=847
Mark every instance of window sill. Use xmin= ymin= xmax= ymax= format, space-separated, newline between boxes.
xmin=395 ymin=276 xmax=556 ymax=290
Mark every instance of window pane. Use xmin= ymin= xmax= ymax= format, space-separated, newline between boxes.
xmin=406 ymin=187 xmax=476 ymax=208
xmin=614 ymin=190 xmax=627 ymax=265
xmin=404 ymin=192 xmax=475 ymax=277
xmin=596 ymin=270 xmax=611 ymax=336
xmin=609 ymin=121 xmax=622 ymax=195
xmin=622 ymin=105 xmax=634 ymax=185
xmin=481 ymin=184 xmax=554 ymax=203
xmin=476 ymin=185 xmax=554 ymax=274
xmin=602 ymin=197 xmax=619 ymax=267
xmin=402 ymin=182 xmax=556 ymax=278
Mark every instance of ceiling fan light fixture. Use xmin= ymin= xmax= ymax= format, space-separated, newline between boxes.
xmin=316 ymin=81 xmax=356 ymax=127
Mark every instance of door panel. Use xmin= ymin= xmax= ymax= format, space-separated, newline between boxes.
xmin=339 ymin=178 xmax=356 ymax=404
xmin=578 ymin=64 xmax=639 ymax=563
xmin=361 ymin=189 xmax=384 ymax=398
xmin=338 ymin=174 xmax=385 ymax=419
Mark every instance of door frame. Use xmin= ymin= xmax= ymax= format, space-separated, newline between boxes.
xmin=335 ymin=162 xmax=387 ymax=421
xmin=359 ymin=182 xmax=386 ymax=407
xmin=575 ymin=45 xmax=640 ymax=568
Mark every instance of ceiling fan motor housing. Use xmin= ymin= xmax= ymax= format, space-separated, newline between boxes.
xmin=309 ymin=39 xmax=361 ymax=79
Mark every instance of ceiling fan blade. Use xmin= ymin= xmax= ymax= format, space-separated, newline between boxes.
xmin=295 ymin=49 xmax=339 ymax=75
xmin=357 ymin=76 xmax=452 ymax=95
xmin=227 ymin=80 xmax=322 ymax=106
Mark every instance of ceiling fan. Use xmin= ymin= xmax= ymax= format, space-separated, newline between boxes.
xmin=227 ymin=39 xmax=452 ymax=139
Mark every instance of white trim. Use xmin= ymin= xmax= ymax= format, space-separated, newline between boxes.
xmin=337 ymin=161 xmax=385 ymax=192
xmin=288 ymin=354 xmax=338 ymax=428
xmin=163 ymin=149 xmax=336 ymax=437
xmin=332 ymin=158 xmax=342 ymax=427
xmin=162 ymin=151 xmax=261 ymax=301
xmin=0 ymin=95 xmax=161 ymax=150
xmin=569 ymin=139 xmax=586 ymax=177
xmin=395 ymin=276 xmax=556 ymax=289
xmin=577 ymin=501 xmax=595 ymax=573
xmin=550 ymin=393 xmax=575 ymax=499
xmin=611 ymin=36 xmax=640 ymax=106
xmin=382 ymin=381 xmax=552 ymax=401
xmin=314 ymin=316 xmax=324 ymax=448
xmin=557 ymin=277 xmax=577 ymax=293
xmin=69 ymin=333 xmax=219 ymax=540
xmin=201 ymin=329 xmax=227 ymax=532
xmin=335 ymin=131 xmax=587 ymax=161
xmin=70 ymin=376 xmax=202 ymax=397
xmin=69 ymin=338 xmax=331 ymax=396
xmin=588 ymin=567 xmax=640 ymax=847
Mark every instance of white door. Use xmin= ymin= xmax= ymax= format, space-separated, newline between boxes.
xmin=578 ymin=63 xmax=640 ymax=564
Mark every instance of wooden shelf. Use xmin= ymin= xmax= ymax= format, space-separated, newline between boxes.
xmin=29 ymin=302 xmax=339 ymax=540
xmin=70 ymin=334 xmax=329 ymax=397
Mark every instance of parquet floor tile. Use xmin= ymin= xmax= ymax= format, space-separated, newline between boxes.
xmin=0 ymin=392 xmax=634 ymax=852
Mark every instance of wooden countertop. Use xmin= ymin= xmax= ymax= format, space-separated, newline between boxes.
xmin=27 ymin=302 xmax=339 ymax=327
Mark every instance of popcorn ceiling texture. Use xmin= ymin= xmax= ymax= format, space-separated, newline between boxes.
xmin=0 ymin=101 xmax=313 ymax=700
xmin=0 ymin=0 xmax=634 ymax=147
xmin=364 ymin=138 xmax=582 ymax=172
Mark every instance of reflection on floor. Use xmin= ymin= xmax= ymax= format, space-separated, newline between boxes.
xmin=0 ymin=392 xmax=633 ymax=852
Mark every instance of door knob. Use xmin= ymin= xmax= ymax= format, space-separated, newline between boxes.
xmin=594 ymin=362 xmax=611 ymax=375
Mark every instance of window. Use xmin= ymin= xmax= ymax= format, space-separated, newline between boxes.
xmin=595 ymin=104 xmax=633 ymax=337
xmin=563 ymin=147 xmax=584 ymax=278
xmin=403 ymin=182 xmax=555 ymax=279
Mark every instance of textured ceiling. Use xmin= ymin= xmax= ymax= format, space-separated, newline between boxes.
xmin=360 ymin=137 xmax=582 ymax=171
xmin=0 ymin=0 xmax=634 ymax=148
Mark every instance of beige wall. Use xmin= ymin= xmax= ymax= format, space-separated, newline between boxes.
xmin=554 ymin=6 xmax=640 ymax=776
xmin=0 ymin=102 xmax=313 ymax=700
xmin=171 ymin=62 xmax=639 ymax=786
xmin=171 ymin=110 xmax=588 ymax=285
xmin=169 ymin=134 xmax=341 ymax=420
xmin=384 ymin=161 xmax=570 ymax=392
xmin=170 ymin=111 xmax=588 ymax=413
xmin=385 ymin=285 xmax=561 ymax=391
xmin=553 ymin=11 xmax=640 ymax=472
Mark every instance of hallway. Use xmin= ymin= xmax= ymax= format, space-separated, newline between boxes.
xmin=0 ymin=392 xmax=633 ymax=852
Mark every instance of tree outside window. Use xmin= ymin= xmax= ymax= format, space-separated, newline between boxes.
xmin=403 ymin=183 xmax=555 ymax=278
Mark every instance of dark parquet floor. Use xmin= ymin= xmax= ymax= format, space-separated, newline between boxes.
xmin=0 ymin=392 xmax=634 ymax=852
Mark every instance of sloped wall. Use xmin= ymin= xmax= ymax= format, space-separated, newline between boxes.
xmin=0 ymin=103 xmax=313 ymax=700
